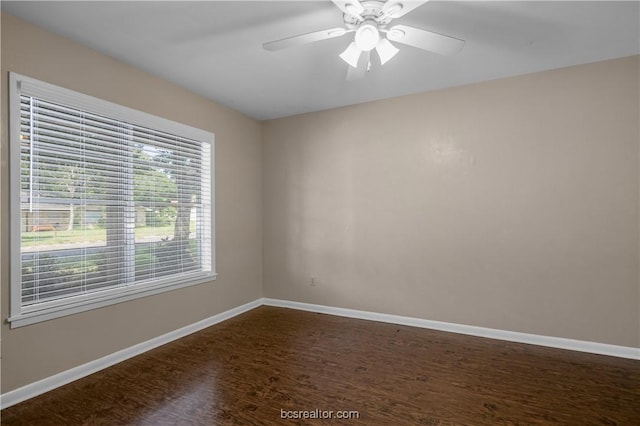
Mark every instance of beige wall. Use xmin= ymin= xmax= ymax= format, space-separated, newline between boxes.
xmin=263 ymin=56 xmax=640 ymax=348
xmin=1 ymin=14 xmax=262 ymax=393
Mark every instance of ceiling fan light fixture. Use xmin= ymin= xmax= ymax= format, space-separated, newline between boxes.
xmin=354 ymin=20 xmax=380 ymax=51
xmin=339 ymin=42 xmax=362 ymax=68
xmin=375 ymin=38 xmax=399 ymax=65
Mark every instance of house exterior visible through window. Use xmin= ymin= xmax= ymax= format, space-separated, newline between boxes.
xmin=8 ymin=73 xmax=216 ymax=327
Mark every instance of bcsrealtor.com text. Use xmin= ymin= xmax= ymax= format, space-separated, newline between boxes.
xmin=280 ymin=409 xmax=360 ymax=420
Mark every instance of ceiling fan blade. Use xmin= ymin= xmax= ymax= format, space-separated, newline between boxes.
xmin=332 ymin=0 xmax=364 ymax=17
xmin=263 ymin=27 xmax=348 ymax=51
xmin=382 ymin=0 xmax=429 ymax=18
xmin=386 ymin=24 xmax=465 ymax=56
xmin=346 ymin=50 xmax=370 ymax=81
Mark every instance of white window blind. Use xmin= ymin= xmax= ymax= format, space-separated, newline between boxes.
xmin=9 ymin=73 xmax=215 ymax=327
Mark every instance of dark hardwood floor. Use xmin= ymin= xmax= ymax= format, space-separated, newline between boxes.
xmin=2 ymin=306 xmax=639 ymax=425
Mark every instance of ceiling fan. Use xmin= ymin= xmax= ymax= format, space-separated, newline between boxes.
xmin=263 ymin=0 xmax=465 ymax=80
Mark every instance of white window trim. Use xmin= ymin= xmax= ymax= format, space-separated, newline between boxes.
xmin=8 ymin=72 xmax=217 ymax=328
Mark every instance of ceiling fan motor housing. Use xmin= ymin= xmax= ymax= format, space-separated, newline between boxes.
xmin=343 ymin=1 xmax=393 ymax=28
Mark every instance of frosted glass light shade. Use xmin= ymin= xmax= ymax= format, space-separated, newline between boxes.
xmin=375 ymin=38 xmax=399 ymax=65
xmin=354 ymin=22 xmax=380 ymax=51
xmin=339 ymin=42 xmax=362 ymax=68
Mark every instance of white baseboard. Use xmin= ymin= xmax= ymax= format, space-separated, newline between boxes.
xmin=0 ymin=299 xmax=262 ymax=410
xmin=261 ymin=298 xmax=640 ymax=360
xmin=3 ymin=297 xmax=638 ymax=410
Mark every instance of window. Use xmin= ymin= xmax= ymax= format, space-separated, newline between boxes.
xmin=8 ymin=73 xmax=215 ymax=327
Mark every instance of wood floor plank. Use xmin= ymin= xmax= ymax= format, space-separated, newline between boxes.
xmin=2 ymin=306 xmax=639 ymax=425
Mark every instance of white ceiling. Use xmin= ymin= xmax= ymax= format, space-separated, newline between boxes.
xmin=2 ymin=1 xmax=639 ymax=120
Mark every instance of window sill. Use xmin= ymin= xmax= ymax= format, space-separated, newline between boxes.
xmin=7 ymin=272 xmax=217 ymax=328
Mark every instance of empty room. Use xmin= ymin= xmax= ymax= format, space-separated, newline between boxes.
xmin=1 ymin=1 xmax=639 ymax=425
